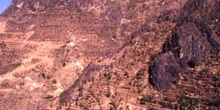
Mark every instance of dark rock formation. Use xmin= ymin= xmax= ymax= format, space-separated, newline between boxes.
xmin=149 ymin=20 xmax=220 ymax=90
xmin=149 ymin=22 xmax=210 ymax=90
xmin=149 ymin=1 xmax=220 ymax=90
xmin=165 ymin=22 xmax=211 ymax=68
xmin=149 ymin=52 xmax=182 ymax=90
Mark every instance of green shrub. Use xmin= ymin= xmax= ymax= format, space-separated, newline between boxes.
xmin=178 ymin=94 xmax=199 ymax=110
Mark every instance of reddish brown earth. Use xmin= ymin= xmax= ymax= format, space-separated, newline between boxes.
xmin=0 ymin=0 xmax=219 ymax=109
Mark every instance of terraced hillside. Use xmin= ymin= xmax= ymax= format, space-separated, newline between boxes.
xmin=0 ymin=0 xmax=219 ymax=109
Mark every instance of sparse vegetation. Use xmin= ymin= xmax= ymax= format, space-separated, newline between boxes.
xmin=124 ymin=71 xmax=129 ymax=78
xmin=159 ymin=101 xmax=177 ymax=109
xmin=216 ymin=31 xmax=220 ymax=36
xmin=104 ymin=72 xmax=112 ymax=81
xmin=109 ymin=101 xmax=118 ymax=110
xmin=178 ymin=94 xmax=199 ymax=110
xmin=136 ymin=69 xmax=145 ymax=79
xmin=139 ymin=95 xmax=156 ymax=104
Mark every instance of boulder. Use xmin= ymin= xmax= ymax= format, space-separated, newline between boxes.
xmin=149 ymin=52 xmax=182 ymax=90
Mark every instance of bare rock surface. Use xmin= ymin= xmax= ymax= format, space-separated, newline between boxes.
xmin=149 ymin=52 xmax=182 ymax=90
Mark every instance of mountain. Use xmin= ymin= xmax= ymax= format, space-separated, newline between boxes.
xmin=0 ymin=0 xmax=219 ymax=109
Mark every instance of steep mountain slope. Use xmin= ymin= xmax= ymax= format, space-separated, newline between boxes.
xmin=0 ymin=0 xmax=219 ymax=109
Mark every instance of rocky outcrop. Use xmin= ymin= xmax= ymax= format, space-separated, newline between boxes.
xmin=149 ymin=0 xmax=220 ymax=90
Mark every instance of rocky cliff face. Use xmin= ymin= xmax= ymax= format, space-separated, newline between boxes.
xmin=0 ymin=0 xmax=219 ymax=109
